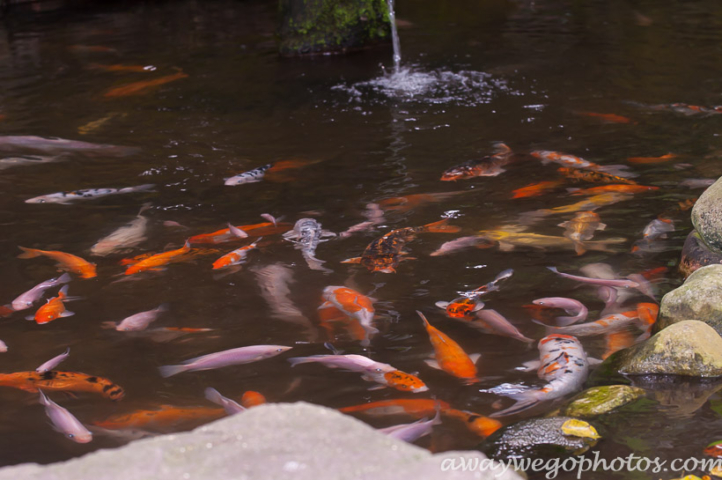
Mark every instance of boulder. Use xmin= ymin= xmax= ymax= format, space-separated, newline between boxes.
xmin=658 ymin=265 xmax=722 ymax=336
xmin=679 ymin=230 xmax=722 ymax=279
xmin=609 ymin=320 xmax=722 ymax=377
xmin=0 ymin=402 xmax=521 ymax=480
xmin=692 ymin=176 xmax=722 ymax=253
xmin=561 ymin=385 xmax=645 ymax=418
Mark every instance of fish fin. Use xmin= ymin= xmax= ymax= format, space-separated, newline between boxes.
xmin=59 ymin=310 xmax=75 ymax=317
xmin=424 ymin=359 xmax=441 ymax=370
xmin=471 ymin=302 xmax=485 ymax=312
xmin=587 ymin=357 xmax=603 ymax=365
xmin=498 ymin=242 xmax=515 ymax=252
xmin=204 ymin=387 xmax=224 ymax=406
xmin=469 ymin=353 xmax=482 ymax=364
xmin=318 ymin=301 xmax=335 ymax=310
xmin=321 ymin=230 xmax=337 ymax=238
xmin=598 ymin=223 xmax=607 ymax=231
xmin=435 ymin=301 xmax=450 ymax=309
xmin=56 ymin=273 xmax=72 ymax=284
xmin=574 ymin=242 xmax=587 ymax=256
xmin=554 ymin=316 xmax=582 ymax=327
xmin=158 ymin=364 xmax=186 ymax=378
xmin=25 ymin=315 xmax=35 ymax=321
xmin=101 ymin=321 xmax=118 ymax=329
xmin=367 ymin=384 xmax=388 ymax=391
xmin=490 ymin=394 xmax=541 ymax=418
xmin=17 ymin=247 xmax=42 ymax=259
xmin=492 ymin=142 xmax=512 ymax=155
xmin=341 ymin=257 xmax=362 ymax=264
xmin=558 ymin=221 xmax=570 ymax=228
xmin=519 ymin=360 xmax=541 ymax=372
xmin=422 ymin=219 xmax=461 ymax=233
xmin=227 ymin=223 xmax=249 ymax=239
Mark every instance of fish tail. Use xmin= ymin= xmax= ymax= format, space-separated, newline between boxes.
xmin=574 ymin=242 xmax=587 ymax=256
xmin=422 ymin=219 xmax=461 ymax=233
xmin=55 ymin=273 xmax=72 ymax=285
xmin=492 ymin=142 xmax=512 ymax=156
xmin=158 ymin=364 xmax=187 ymax=378
xmin=17 ymin=247 xmax=42 ymax=259
xmin=594 ymin=165 xmax=638 ymax=178
xmin=490 ymin=391 xmax=542 ymax=418
xmin=269 ymin=159 xmax=314 ymax=172
xmin=288 ymin=357 xmax=317 ymax=367
xmin=341 ymin=257 xmax=362 ymax=264
xmin=204 ymin=387 xmax=224 ymax=406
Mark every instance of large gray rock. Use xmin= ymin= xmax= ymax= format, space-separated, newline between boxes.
xmin=613 ymin=320 xmax=722 ymax=377
xmin=692 ymin=176 xmax=722 ymax=253
xmin=659 ymin=265 xmax=722 ymax=335
xmin=0 ymin=402 xmax=521 ymax=480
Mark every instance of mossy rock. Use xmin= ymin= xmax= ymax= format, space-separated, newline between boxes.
xmin=278 ymin=0 xmax=391 ymax=55
xmin=692 ymin=176 xmax=722 ymax=253
xmin=561 ymin=385 xmax=645 ymax=418
xmin=658 ymin=265 xmax=722 ymax=336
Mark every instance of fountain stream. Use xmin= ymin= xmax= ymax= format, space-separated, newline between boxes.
xmin=387 ymin=0 xmax=401 ymax=73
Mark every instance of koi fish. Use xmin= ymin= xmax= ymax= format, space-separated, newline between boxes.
xmin=339 ymin=399 xmax=451 ymax=417
xmin=511 ymin=180 xmax=564 ymax=199
xmin=532 ymin=150 xmax=632 ymax=177
xmin=680 ymin=178 xmax=715 ymax=189
xmin=535 ymin=310 xmax=640 ymax=336
xmin=442 ymin=409 xmax=502 ymax=438
xmin=282 ymin=218 xmax=336 ymax=272
xmin=26 ymin=184 xmax=155 ymax=204
xmin=36 ymin=348 xmax=70 ymax=373
xmin=94 ymin=405 xmax=225 ymax=430
xmin=417 ymin=311 xmax=479 ymax=382
xmin=602 ymin=330 xmax=636 ymax=360
xmin=0 ymin=340 xmax=7 ymax=352
xmin=29 ymin=285 xmax=75 ymax=324
xmin=11 ymin=273 xmax=71 ymax=311
xmin=520 ymin=193 xmax=631 ymax=224
xmin=631 ymin=217 xmax=675 ymax=254
xmin=343 ymin=219 xmax=460 ymax=273
xmin=159 ymin=344 xmax=292 ymax=378
xmin=470 ymin=309 xmax=535 ymax=343
xmin=103 ymin=71 xmax=188 ymax=97
xmin=0 ymin=135 xmax=139 ymax=157
xmin=0 ymin=155 xmax=61 ymax=170
xmin=18 ymin=247 xmax=97 ymax=279
xmin=378 ymin=192 xmax=467 ymax=212
xmin=188 ymin=221 xmax=290 ymax=245
xmin=212 ymin=238 xmax=261 ymax=270
xmin=567 ymin=184 xmax=659 ymax=196
xmin=548 ymin=267 xmax=640 ymax=289
xmin=641 ymin=102 xmax=722 ymax=116
xmin=339 ymin=203 xmax=385 ymax=238
xmin=91 ymin=203 xmax=151 ymax=256
xmin=204 ymin=388 xmax=246 ymax=415
xmin=558 ymin=211 xmax=606 ymax=255
xmin=530 ymin=298 xmax=588 ymax=326
xmin=558 ymin=167 xmax=638 ymax=185
xmin=435 ymin=269 xmax=513 ymax=319
xmin=241 ymin=391 xmax=267 ymax=408
xmin=491 ymin=334 xmax=592 ymax=417
xmin=89 ymin=64 xmax=156 ymax=73
xmin=39 ymin=390 xmax=93 ymax=443
xmin=260 ymin=213 xmax=278 ymax=226
xmin=476 ymin=229 xmax=625 ymax=253
xmin=0 ymin=371 xmax=124 ymax=400
xmin=441 ymin=143 xmax=513 ymax=180
xmin=78 ymin=112 xmax=127 ymax=135
xmin=319 ymin=286 xmax=377 ymax=346
xmin=429 ymin=235 xmax=496 ymax=256
xmin=575 ymin=112 xmax=634 ymax=124
xmin=103 ymin=304 xmax=169 ymax=331
xmin=124 ymin=241 xmax=191 ymax=275
xmin=224 ymin=159 xmax=318 ymax=186
xmin=627 ymin=153 xmax=677 ymax=164
xmin=379 ymin=409 xmax=441 ymax=443
xmin=288 ymin=354 xmax=428 ymax=392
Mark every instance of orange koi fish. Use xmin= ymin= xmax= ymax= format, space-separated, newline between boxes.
xmin=124 ymin=241 xmax=191 ymax=275
xmin=189 ymin=222 xmax=290 ymax=245
xmin=441 ymin=143 xmax=513 ymax=181
xmin=627 ymin=153 xmax=677 ymax=164
xmin=317 ymin=305 xmax=368 ymax=344
xmin=18 ymin=247 xmax=97 ymax=279
xmin=558 ymin=167 xmax=637 ymax=185
xmin=511 ymin=180 xmax=564 ymax=199
xmin=442 ymin=409 xmax=502 ymax=438
xmin=342 ymin=219 xmax=459 ymax=273
xmin=575 ymin=111 xmax=634 ymax=124
xmin=212 ymin=238 xmax=261 ymax=270
xmin=319 ymin=286 xmax=377 ymax=346
xmin=104 ymin=71 xmax=188 ymax=97
xmin=241 ymin=391 xmax=267 ymax=408
xmin=602 ymin=330 xmax=636 ymax=360
xmin=0 ymin=370 xmax=124 ymax=400
xmin=378 ymin=192 xmax=467 ymax=212
xmin=30 ymin=285 xmax=74 ymax=324
xmin=568 ymin=184 xmax=658 ymax=196
xmin=339 ymin=399 xmax=451 ymax=417
xmin=558 ymin=211 xmax=606 ymax=256
xmin=90 ymin=64 xmax=156 ymax=73
xmin=94 ymin=405 xmax=224 ymax=430
xmin=417 ymin=311 xmax=479 ymax=382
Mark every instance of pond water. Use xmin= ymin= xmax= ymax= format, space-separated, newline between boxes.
xmin=0 ymin=0 xmax=721 ymax=477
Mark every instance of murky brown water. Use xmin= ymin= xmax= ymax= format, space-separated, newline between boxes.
xmin=0 ymin=0 xmax=721 ymax=477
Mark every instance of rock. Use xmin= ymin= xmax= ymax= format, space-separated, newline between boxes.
xmin=278 ymin=0 xmax=391 ymax=56
xmin=0 ymin=402 xmax=521 ymax=480
xmin=626 ymin=375 xmax=722 ymax=416
xmin=561 ymin=385 xmax=645 ymax=418
xmin=692 ymin=176 xmax=722 ymax=253
xmin=658 ymin=265 xmax=722 ymax=336
xmin=478 ymin=417 xmax=599 ymax=461
xmin=609 ymin=320 xmax=722 ymax=377
xmin=679 ymin=230 xmax=722 ymax=278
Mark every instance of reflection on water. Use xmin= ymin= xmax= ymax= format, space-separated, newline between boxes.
xmin=0 ymin=0 xmax=721 ymax=476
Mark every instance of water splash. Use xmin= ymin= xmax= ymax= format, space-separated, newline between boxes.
xmin=387 ymin=0 xmax=401 ymax=73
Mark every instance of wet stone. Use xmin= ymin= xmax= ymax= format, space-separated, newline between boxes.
xmin=658 ymin=265 xmax=722 ymax=336
xmin=561 ymin=385 xmax=646 ymax=418
xmin=692 ymin=176 xmax=722 ymax=253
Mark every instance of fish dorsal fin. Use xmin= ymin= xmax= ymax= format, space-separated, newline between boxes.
xmin=435 ymin=301 xmax=450 ymax=309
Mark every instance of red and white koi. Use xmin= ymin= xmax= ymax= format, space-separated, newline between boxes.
xmin=435 ymin=269 xmax=513 ymax=319
xmin=531 ymin=150 xmax=632 ymax=177
xmin=631 ymin=217 xmax=675 ymax=254
xmin=11 ymin=273 xmax=71 ymax=311
xmin=320 ymin=286 xmax=377 ymax=346
xmin=28 ymin=285 xmax=76 ymax=324
xmin=530 ymin=297 xmax=588 ymax=326
xmin=212 ymin=238 xmax=261 ymax=270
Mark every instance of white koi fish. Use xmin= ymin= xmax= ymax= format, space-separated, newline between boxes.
xmin=224 ymin=164 xmax=272 ymax=186
xmin=204 ymin=387 xmax=246 ymax=415
xmin=159 ymin=345 xmax=292 ymax=378
xmin=531 ymin=297 xmax=588 ymax=326
xmin=283 ymin=218 xmax=336 ymax=272
xmin=36 ymin=348 xmax=70 ymax=373
xmin=91 ymin=204 xmax=151 ymax=256
xmin=26 ymin=184 xmax=155 ymax=204
xmin=11 ymin=273 xmax=71 ymax=311
xmin=379 ymin=409 xmax=442 ymax=443
xmin=39 ymin=390 xmax=93 ymax=443
xmin=103 ymin=304 xmax=169 ymax=332
xmin=0 ymin=155 xmax=61 ymax=170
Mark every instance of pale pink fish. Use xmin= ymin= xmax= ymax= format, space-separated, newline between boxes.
xmin=0 ymin=135 xmax=138 ymax=157
xmin=104 ymin=304 xmax=168 ymax=332
xmin=531 ymin=297 xmax=588 ymax=326
xmin=227 ymin=222 xmax=249 ymax=239
xmin=430 ymin=236 xmax=490 ymax=256
xmin=11 ymin=273 xmax=72 ymax=311
xmin=36 ymin=348 xmax=70 ymax=373
xmin=626 ymin=274 xmax=656 ymax=300
xmin=260 ymin=214 xmax=278 ymax=226
xmin=340 ymin=203 xmax=386 ymax=238
xmin=38 ymin=390 xmax=93 ymax=443
xmin=0 ymin=340 xmax=7 ymax=353
xmin=548 ymin=267 xmax=639 ymax=289
xmin=680 ymin=178 xmax=715 ymax=189
xmin=378 ymin=409 xmax=441 ymax=443
xmin=204 ymin=387 xmax=246 ymax=415
xmin=159 ymin=345 xmax=292 ymax=377
xmin=470 ymin=309 xmax=534 ymax=343
xmin=535 ymin=310 xmax=640 ymax=336
xmin=530 ymin=150 xmax=634 ymax=177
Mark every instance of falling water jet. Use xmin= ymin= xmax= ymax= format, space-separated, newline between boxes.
xmin=387 ymin=0 xmax=401 ymax=73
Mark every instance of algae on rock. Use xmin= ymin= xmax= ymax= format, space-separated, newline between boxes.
xmin=561 ymin=385 xmax=645 ymax=418
xmin=658 ymin=265 xmax=722 ymax=336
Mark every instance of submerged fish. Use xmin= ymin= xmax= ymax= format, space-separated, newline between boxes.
xmin=289 ymin=354 xmax=428 ymax=392
xmin=320 ymin=286 xmax=377 ymax=346
xmin=91 ymin=204 xmax=151 ymax=256
xmin=241 ymin=391 xmax=267 ymax=408
xmin=429 ymin=235 xmax=496 ymax=256
xmin=204 ymin=388 xmax=246 ymax=415
xmin=339 ymin=203 xmax=385 ymax=238
xmin=575 ymin=112 xmax=633 ymax=124
xmin=159 ymin=345 xmax=292 ymax=378
xmin=536 ymin=310 xmax=640 ymax=336
xmin=343 ymin=219 xmax=460 ymax=273
xmin=520 ymin=193 xmax=631 ymax=224
xmin=631 ymin=217 xmax=675 ymax=254
xmin=89 ymin=64 xmax=157 ymax=73
xmin=418 ymin=311 xmax=479 ymax=382
xmin=379 ymin=409 xmax=441 ymax=443
xmin=378 ymin=192 xmax=466 ymax=212
xmin=94 ymin=405 xmax=224 ymax=430
xmin=548 ymin=266 xmax=640 ymax=289
xmin=558 ymin=167 xmax=637 ymax=185
xmin=36 ymin=348 xmax=71 ymax=373
xmin=491 ymin=334 xmax=593 ymax=417
xmin=78 ymin=112 xmax=127 ymax=135
xmin=339 ymin=399 xmax=451 ymax=417
xmin=435 ymin=269 xmax=513 ymax=319
xmin=189 ymin=221 xmax=290 ymax=245
xmin=26 ymin=184 xmax=155 ymax=204
xmin=0 ymin=135 xmax=138 ymax=157
xmin=28 ymin=285 xmax=75 ymax=324
xmin=511 ymin=180 xmax=564 ymax=199
xmin=0 ymin=371 xmax=124 ymax=400
xmin=558 ymin=211 xmax=607 ymax=256
xmin=103 ymin=71 xmax=188 ymax=97
xmin=212 ymin=238 xmax=261 ymax=270
xmin=224 ymin=159 xmax=318 ymax=186
xmin=441 ymin=143 xmax=514 ymax=180
xmin=124 ymin=241 xmax=191 ymax=275
xmin=532 ymin=150 xmax=631 ymax=177
xmin=530 ymin=297 xmax=588 ymax=326
xmin=18 ymin=247 xmax=97 ymax=279
xmin=627 ymin=153 xmax=677 ymax=164
xmin=567 ymin=184 xmax=658 ymax=196
xmin=11 ymin=273 xmax=71 ymax=311
xmin=0 ymin=155 xmax=61 ymax=170
xmin=39 ymin=390 xmax=93 ymax=443
xmin=469 ymin=309 xmax=535 ymax=343
xmin=103 ymin=304 xmax=169 ymax=332
xmin=680 ymin=178 xmax=715 ymax=189
xmin=476 ymin=229 xmax=625 ymax=253
xmin=282 ymin=218 xmax=336 ymax=272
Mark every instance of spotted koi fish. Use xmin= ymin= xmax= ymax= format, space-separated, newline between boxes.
xmin=491 ymin=334 xmax=593 ymax=417
xmin=441 ymin=143 xmax=513 ymax=181
xmin=0 ymin=370 xmax=124 ymax=400
xmin=342 ymin=219 xmax=460 ymax=273
xmin=435 ymin=269 xmax=513 ymax=319
xmin=225 ymin=159 xmax=319 ymax=186
xmin=558 ymin=167 xmax=637 ymax=185
xmin=25 ymin=184 xmax=155 ymax=204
